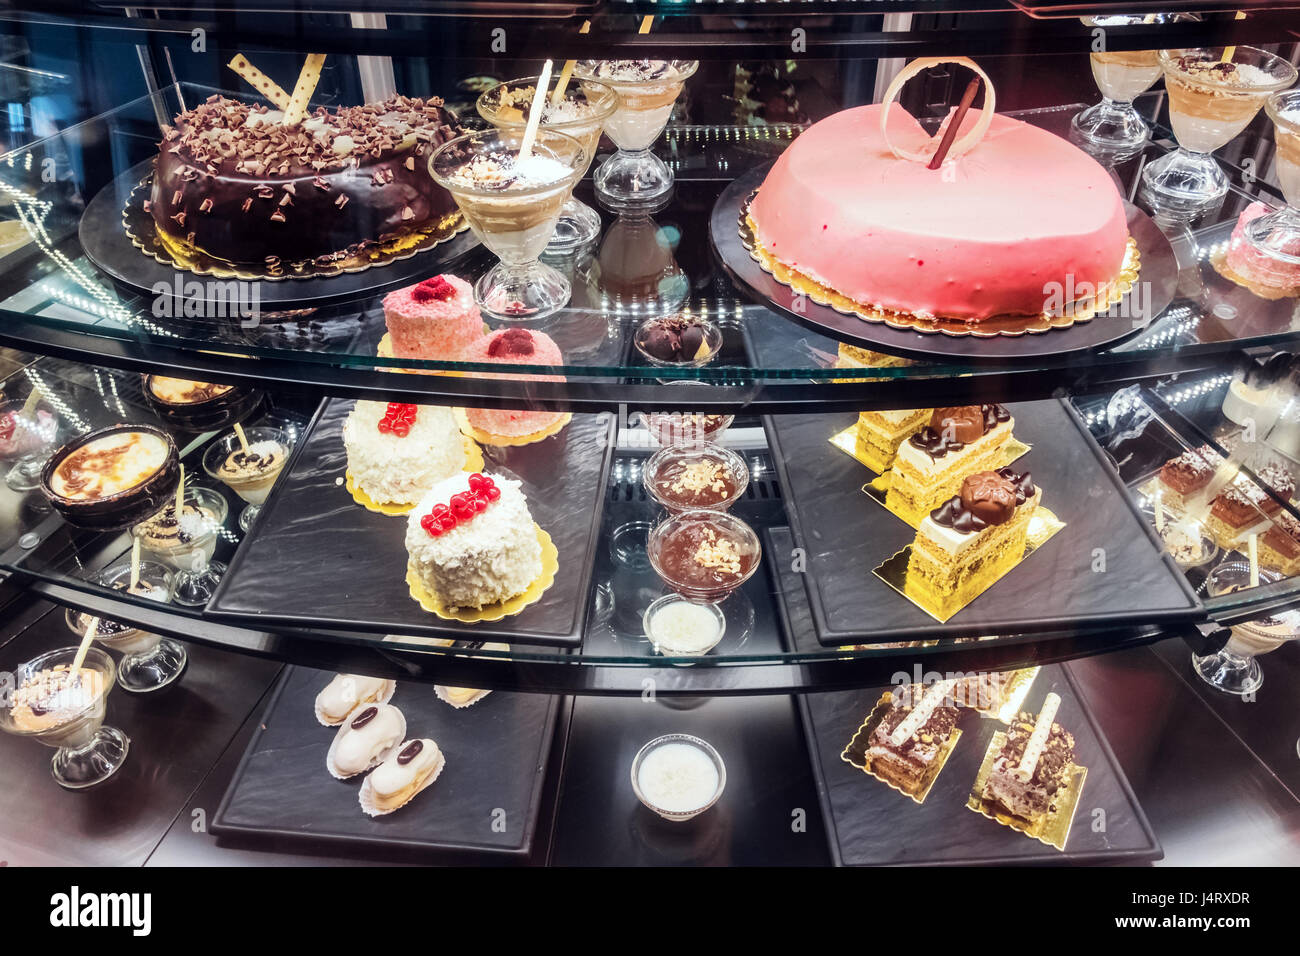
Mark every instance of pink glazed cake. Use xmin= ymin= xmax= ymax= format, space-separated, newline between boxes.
xmin=1221 ymin=202 xmax=1300 ymax=298
xmin=464 ymin=328 xmax=567 ymax=438
xmin=748 ymin=102 xmax=1131 ymax=322
xmin=383 ymin=274 xmax=482 ymax=359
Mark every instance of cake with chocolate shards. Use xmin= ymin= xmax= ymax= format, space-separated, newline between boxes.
xmin=1206 ymin=462 xmax=1295 ymax=549
xmin=980 ymin=693 xmax=1077 ymax=825
xmin=151 ymin=88 xmax=462 ymax=268
xmin=859 ymin=681 xmax=961 ymax=796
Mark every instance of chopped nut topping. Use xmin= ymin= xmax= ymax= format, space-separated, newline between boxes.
xmin=692 ymin=528 xmax=742 ymax=574
xmin=670 ymin=458 xmax=729 ymax=498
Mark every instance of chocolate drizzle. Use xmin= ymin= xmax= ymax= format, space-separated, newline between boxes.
xmin=930 ymin=467 xmax=1035 ymax=534
xmin=908 ymin=405 xmax=1010 ymax=460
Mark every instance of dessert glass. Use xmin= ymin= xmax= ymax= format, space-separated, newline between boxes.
xmin=634 ymin=316 xmax=722 ymax=368
xmin=130 ymin=485 xmax=229 ymax=606
xmin=1139 ymin=504 xmax=1218 ymax=570
xmin=201 ymin=426 xmax=291 ymax=532
xmin=1197 ymin=562 xmax=1296 ymax=695
xmin=430 ymin=128 xmax=586 ymax=322
xmin=0 ymin=645 xmax=126 ymax=789
xmin=647 ymin=508 xmax=761 ymax=603
xmin=642 ymin=593 xmax=727 ymax=657
xmin=1239 ymin=89 xmax=1300 ymax=275
xmin=630 ymin=733 xmax=726 ymax=821
xmin=477 ymin=76 xmax=618 ymax=251
xmin=1142 ymin=47 xmax=1297 ymax=215
xmin=643 ymin=442 xmax=749 ymax=514
xmin=0 ymin=398 xmax=59 ymax=492
xmin=65 ymin=560 xmax=185 ymax=693
xmin=574 ymin=60 xmax=698 ymax=207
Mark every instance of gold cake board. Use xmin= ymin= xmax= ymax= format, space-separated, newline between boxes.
xmin=405 ymin=524 xmax=557 ymax=623
xmin=840 ymin=692 xmax=962 ymax=805
xmin=966 ymin=731 xmax=1087 ymax=852
xmin=453 ymin=407 xmax=572 ymax=448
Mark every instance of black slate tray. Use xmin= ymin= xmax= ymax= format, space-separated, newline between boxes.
xmin=763 ymin=398 xmax=1202 ymax=645
xmin=211 ymin=665 xmax=561 ymax=858
xmin=208 ymin=400 xmax=616 ymax=646
xmin=765 ymin=526 xmax=1162 ymax=866
xmin=710 ymin=163 xmax=1178 ymax=365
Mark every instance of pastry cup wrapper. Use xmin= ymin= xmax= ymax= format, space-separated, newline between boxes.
xmin=840 ymin=691 xmax=962 ymax=805
xmin=325 ymin=705 xmax=407 ymax=780
xmin=358 ymin=744 xmax=446 ymax=817
xmin=434 ymin=685 xmax=492 ymax=709
xmin=874 ymin=508 xmax=1066 ymax=623
xmin=313 ymin=677 xmax=397 ymax=727
xmin=344 ymin=435 xmax=485 ymax=516
xmin=453 ymin=406 xmax=572 ymax=448
xmin=966 ymin=730 xmax=1087 ymax=852
xmin=405 ymin=524 xmax=557 ymax=623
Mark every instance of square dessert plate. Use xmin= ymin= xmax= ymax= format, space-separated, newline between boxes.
xmin=765 ymin=530 xmax=1162 ymax=866
xmin=763 ymin=397 xmax=1202 ymax=645
xmin=212 ymin=665 xmax=562 ymax=859
xmin=208 ymin=400 xmax=616 ymax=646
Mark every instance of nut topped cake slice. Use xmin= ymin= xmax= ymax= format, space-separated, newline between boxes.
xmin=904 ymin=467 xmax=1040 ymax=620
xmin=884 ymin=405 xmax=1015 ymax=527
xmin=979 ymin=692 xmax=1077 ymax=825
xmin=853 ymin=680 xmax=962 ymax=799
xmin=1206 ymin=462 xmax=1295 ymax=549
xmin=1260 ymin=511 xmax=1300 ymax=576
xmin=1155 ymin=443 xmax=1224 ymax=513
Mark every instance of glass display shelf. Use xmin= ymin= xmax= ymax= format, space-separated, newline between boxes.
xmin=1 ymin=77 xmax=1299 ymax=412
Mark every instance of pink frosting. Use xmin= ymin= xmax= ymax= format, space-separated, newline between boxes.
xmin=1224 ymin=202 xmax=1300 ymax=294
xmin=749 ymin=103 xmax=1130 ymax=322
xmin=463 ymin=328 xmax=567 ymax=438
xmin=383 ymin=273 xmax=481 ymax=360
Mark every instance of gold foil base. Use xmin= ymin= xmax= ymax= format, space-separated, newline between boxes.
xmin=405 ymin=524 xmax=557 ymax=623
xmin=742 ymin=196 xmax=1140 ymax=338
xmin=1210 ymin=248 xmax=1300 ymax=301
xmin=874 ymin=508 xmax=1067 ymax=623
xmin=966 ymin=731 xmax=1087 ymax=851
xmin=344 ymin=436 xmax=485 ymax=516
xmin=125 ymin=171 xmax=468 ymax=281
xmin=840 ymin=692 xmax=962 ymax=805
xmin=453 ymin=407 xmax=572 ymax=448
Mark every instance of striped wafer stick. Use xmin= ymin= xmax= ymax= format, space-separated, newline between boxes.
xmin=228 ymin=54 xmax=292 ymax=110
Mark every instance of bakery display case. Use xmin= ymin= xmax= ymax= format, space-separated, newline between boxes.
xmin=0 ymin=1 xmax=1297 ymax=871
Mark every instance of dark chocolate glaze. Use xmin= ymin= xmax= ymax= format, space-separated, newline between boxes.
xmin=908 ymin=404 xmax=1010 ymax=460
xmin=930 ymin=467 xmax=1035 ymax=534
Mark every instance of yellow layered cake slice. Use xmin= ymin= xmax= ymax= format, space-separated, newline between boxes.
xmin=833 ymin=343 xmax=912 ymax=384
xmin=905 ymin=468 xmax=1040 ymax=620
xmin=885 ymin=405 xmax=1015 ymax=527
xmin=855 ymin=408 xmax=932 ymax=473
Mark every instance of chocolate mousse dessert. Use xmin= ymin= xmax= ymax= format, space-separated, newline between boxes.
xmin=649 ymin=511 xmax=761 ymax=601
xmin=645 ymin=443 xmax=748 ymax=512
xmin=635 ymin=316 xmax=719 ymax=366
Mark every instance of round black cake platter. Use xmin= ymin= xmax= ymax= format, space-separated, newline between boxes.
xmin=709 ymin=162 xmax=1179 ymax=366
xmin=79 ymin=159 xmax=481 ymax=311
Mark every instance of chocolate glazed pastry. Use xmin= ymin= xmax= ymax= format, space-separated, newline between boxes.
xmin=909 ymin=405 xmax=1010 ymax=459
xmin=150 ymin=95 xmax=463 ymax=267
xmin=930 ymin=468 xmax=1035 ymax=533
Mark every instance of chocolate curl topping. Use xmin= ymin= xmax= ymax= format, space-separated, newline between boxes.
xmin=927 ymin=76 xmax=981 ymax=170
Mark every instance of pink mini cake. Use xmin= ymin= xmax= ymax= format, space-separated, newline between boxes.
xmin=382 ymin=274 xmax=482 ymax=359
xmin=464 ymin=328 xmax=566 ymax=438
xmin=1220 ymin=202 xmax=1300 ymax=299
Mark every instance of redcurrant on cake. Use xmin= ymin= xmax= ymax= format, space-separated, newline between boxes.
xmin=382 ymin=274 xmax=482 ymax=360
xmin=405 ymin=472 xmax=543 ymax=610
xmin=342 ymin=400 xmax=466 ymax=508
xmin=463 ymin=328 xmax=567 ymax=439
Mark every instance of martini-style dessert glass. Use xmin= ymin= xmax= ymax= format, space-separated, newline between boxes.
xmin=1072 ymin=50 xmax=1163 ymax=162
xmin=477 ymin=76 xmax=617 ymax=251
xmin=1142 ymin=47 xmax=1297 ymax=215
xmin=0 ymin=645 xmax=126 ymax=788
xmin=431 ymin=128 xmax=586 ymax=322
xmin=67 ymin=560 xmax=184 ymax=693
xmin=1238 ymin=89 xmax=1300 ymax=282
xmin=0 ymin=397 xmax=58 ymax=492
xmin=201 ymin=426 xmax=291 ymax=532
xmin=574 ymin=60 xmax=698 ymax=206
xmin=1197 ymin=562 xmax=1297 ymax=695
xmin=130 ymin=485 xmax=228 ymax=606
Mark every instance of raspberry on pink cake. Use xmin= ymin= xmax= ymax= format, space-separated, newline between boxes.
xmin=1220 ymin=202 xmax=1300 ymax=298
xmin=464 ymin=328 xmax=567 ymax=438
xmin=383 ymin=274 xmax=482 ymax=360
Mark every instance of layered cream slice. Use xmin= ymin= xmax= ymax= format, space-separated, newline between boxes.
xmin=906 ymin=467 xmax=1040 ymax=620
xmin=885 ymin=405 xmax=1015 ymax=526
xmin=48 ymin=431 xmax=170 ymax=501
xmin=855 ymin=408 xmax=932 ymax=474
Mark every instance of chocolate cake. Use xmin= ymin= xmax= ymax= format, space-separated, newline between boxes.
xmin=150 ymin=94 xmax=463 ymax=268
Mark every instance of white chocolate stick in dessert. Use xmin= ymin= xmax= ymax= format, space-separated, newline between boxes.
xmin=1248 ymin=533 xmax=1259 ymax=587
xmin=1014 ymin=692 xmax=1061 ymax=782
xmin=129 ymin=535 xmax=142 ymax=590
xmin=1222 ymin=11 xmax=1248 ymax=64
xmin=283 ymin=53 xmax=327 ymax=127
xmin=551 ymin=20 xmax=592 ymax=105
xmin=887 ymin=678 xmax=956 ymax=747
xmin=1154 ymin=486 xmax=1165 ymax=533
xmin=19 ymin=385 xmax=42 ymax=419
xmin=227 ymin=54 xmax=293 ymax=111
xmin=233 ymin=421 xmax=250 ymax=455
xmin=517 ymin=59 xmax=553 ymax=161
xmin=639 ymin=14 xmax=654 ymax=34
xmin=174 ymin=463 xmax=185 ymax=520
xmin=71 ymin=614 xmax=99 ymax=673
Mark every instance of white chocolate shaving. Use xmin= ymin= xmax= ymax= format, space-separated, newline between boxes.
xmin=878 ymin=56 xmax=996 ymax=166
xmin=887 ymin=678 xmax=955 ymax=747
xmin=1014 ymin=692 xmax=1061 ymax=781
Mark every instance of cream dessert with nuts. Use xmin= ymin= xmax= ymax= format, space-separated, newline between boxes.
xmin=577 ymin=60 xmax=690 ymax=150
xmin=133 ymin=499 xmax=221 ymax=569
xmin=9 ymin=666 xmax=106 ymax=735
xmin=441 ymin=151 xmax=578 ymax=262
xmin=216 ymin=439 xmax=286 ymax=505
xmin=1164 ymin=52 xmax=1280 ymax=152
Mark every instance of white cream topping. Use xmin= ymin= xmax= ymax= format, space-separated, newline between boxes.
xmin=893 ymin=417 xmax=1014 ymax=479
xmin=330 ymin=703 xmax=405 ymax=776
xmin=916 ymin=488 xmax=1041 ymax=556
xmin=404 ymin=474 xmax=542 ymax=610
xmin=315 ymin=674 xmax=390 ymax=722
xmin=342 ymin=400 xmax=464 ymax=505
xmin=368 ymin=738 xmax=442 ymax=797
